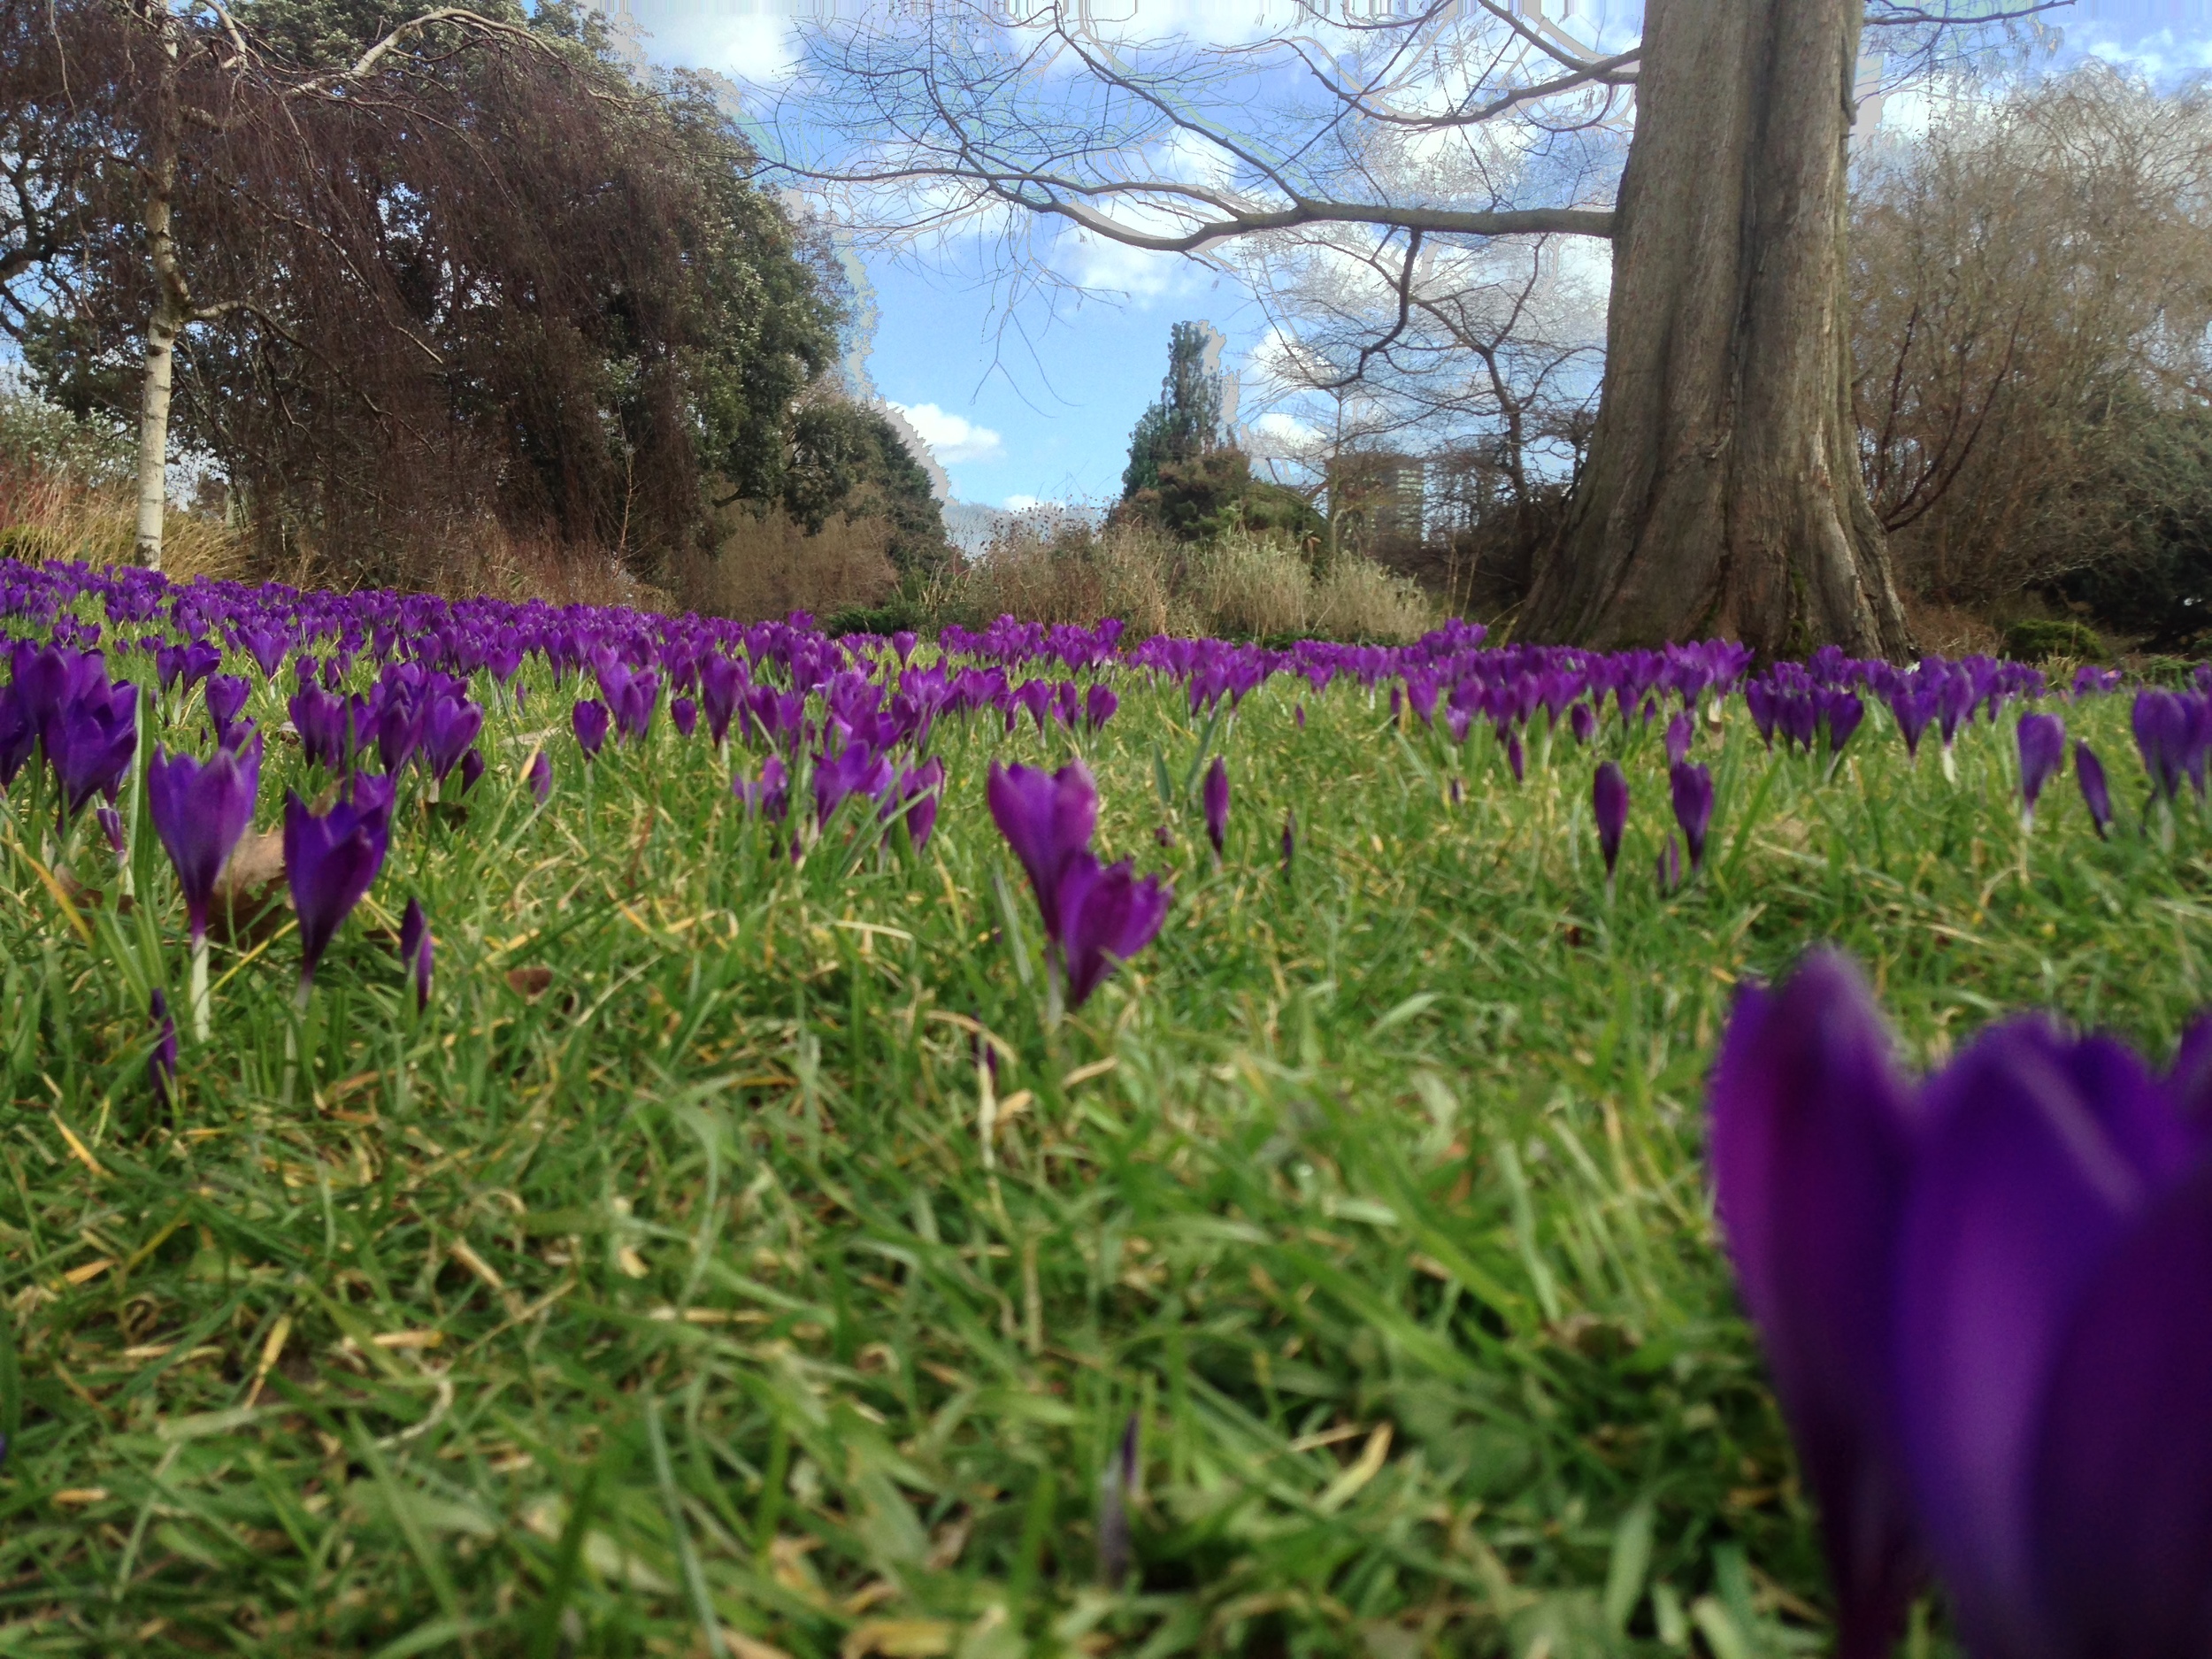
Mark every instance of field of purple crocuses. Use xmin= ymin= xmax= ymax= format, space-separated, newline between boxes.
xmin=4 ymin=553 xmax=2211 ymax=1656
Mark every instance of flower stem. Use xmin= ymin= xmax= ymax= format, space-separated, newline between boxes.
xmin=188 ymin=934 xmax=210 ymax=1045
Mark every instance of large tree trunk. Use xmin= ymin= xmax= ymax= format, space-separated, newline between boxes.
xmin=1519 ymin=0 xmax=1913 ymax=660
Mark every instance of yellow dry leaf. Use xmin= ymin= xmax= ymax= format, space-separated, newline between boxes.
xmin=841 ymin=1619 xmax=954 ymax=1659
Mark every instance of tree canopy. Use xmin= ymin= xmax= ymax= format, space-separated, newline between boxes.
xmin=3 ymin=0 xmax=944 ymax=585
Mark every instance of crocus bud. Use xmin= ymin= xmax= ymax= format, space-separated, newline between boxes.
xmin=987 ymin=759 xmax=1098 ymax=943
xmin=2076 ymin=741 xmax=2111 ymax=838
xmin=572 ymin=698 xmax=610 ymax=757
xmin=283 ymin=787 xmax=391 ymax=995
xmin=148 ymin=741 xmax=260 ymax=945
xmin=1202 ymin=757 xmax=1229 ymax=859
xmin=1709 ymin=951 xmax=1924 ymax=1659
xmin=526 ymin=749 xmax=552 ymax=804
xmin=1670 ymin=760 xmax=1714 ymax=871
xmin=1053 ymin=849 xmax=1171 ymax=1010
xmin=2017 ymin=712 xmax=2066 ymax=826
xmin=148 ymin=989 xmax=178 ymax=1110
xmin=1593 ymin=762 xmax=1628 ymax=879
xmin=399 ymin=897 xmax=433 ymax=1011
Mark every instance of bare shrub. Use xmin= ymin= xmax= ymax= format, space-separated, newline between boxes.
xmin=1853 ymin=65 xmax=2212 ymax=606
xmin=948 ymin=514 xmax=1432 ymax=641
xmin=956 ymin=517 xmax=1194 ymax=635
xmin=668 ymin=506 xmax=898 ymax=620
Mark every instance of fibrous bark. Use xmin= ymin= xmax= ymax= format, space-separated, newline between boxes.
xmin=1520 ymin=0 xmax=1914 ymax=660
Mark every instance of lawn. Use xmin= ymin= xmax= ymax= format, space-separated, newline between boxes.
xmin=1 ymin=565 xmax=2204 ymax=1658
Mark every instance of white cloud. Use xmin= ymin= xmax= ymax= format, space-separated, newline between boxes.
xmin=889 ymin=402 xmax=1005 ymax=464
xmin=1246 ymin=411 xmax=1323 ymax=455
xmin=632 ymin=9 xmax=805 ymax=83
xmin=1052 ymin=227 xmax=1205 ymax=303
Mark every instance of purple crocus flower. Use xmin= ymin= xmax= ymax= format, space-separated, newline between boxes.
xmin=1294 ymin=703 xmax=1306 ymax=731
xmin=1655 ymin=834 xmax=1683 ymax=895
xmin=1709 ymin=951 xmax=1925 ymax=1659
xmin=883 ymin=758 xmax=945 ymax=852
xmin=1593 ymin=762 xmax=1628 ymax=880
xmin=1506 ymin=731 xmax=1525 ymax=783
xmin=609 ymin=668 xmax=658 ymax=742
xmin=1202 ymin=757 xmax=1229 ymax=859
xmin=526 ymin=749 xmax=553 ymax=804
xmin=814 ymin=741 xmax=895 ymax=827
xmin=50 ymin=681 xmax=137 ymax=817
xmin=572 ymin=698 xmax=611 ymax=758
xmin=398 ymin=897 xmax=432 ymax=1011
xmin=1570 ymin=702 xmax=1596 ymax=745
xmin=2076 ymin=741 xmax=2111 ymax=838
xmin=1715 ymin=950 xmax=2212 ymax=1659
xmin=419 ymin=694 xmax=482 ymax=784
xmin=1664 ymin=709 xmax=1694 ymax=766
xmin=987 ymin=760 xmax=1099 ymax=941
xmin=0 ymin=686 xmax=31 ymax=788
xmin=1084 ymin=683 xmax=1119 ymax=731
xmin=733 ymin=755 xmax=789 ymax=821
xmin=148 ymin=741 xmax=260 ymax=944
xmin=457 ymin=749 xmax=485 ymax=796
xmin=283 ymin=787 xmax=392 ymax=995
xmin=671 ymin=695 xmax=698 ymax=740
xmin=203 ymin=673 xmax=250 ymax=732
xmin=2134 ymin=689 xmax=2192 ymax=803
xmin=1822 ymin=689 xmax=1865 ymax=758
xmin=698 ymin=656 xmax=744 ymax=745
xmin=1053 ymin=849 xmax=1172 ymax=1010
xmin=1281 ymin=809 xmax=1295 ymax=877
xmin=148 ymin=989 xmax=178 ymax=1110
xmin=96 ymin=805 xmax=126 ymax=857
xmin=2016 ymin=712 xmax=2066 ymax=827
xmin=1670 ymin=760 xmax=1714 ymax=872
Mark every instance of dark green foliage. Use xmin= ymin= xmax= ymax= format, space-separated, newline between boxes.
xmin=2056 ymin=403 xmax=2212 ymax=651
xmin=7 ymin=0 xmax=857 ymax=582
xmin=783 ymin=402 xmax=951 ymax=579
xmin=1122 ymin=320 xmax=1227 ymax=499
xmin=1118 ymin=449 xmax=1325 ymax=547
xmin=2001 ymin=618 xmax=2112 ymax=664
xmin=822 ymin=585 xmax=932 ymax=637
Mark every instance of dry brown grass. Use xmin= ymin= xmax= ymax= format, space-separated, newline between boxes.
xmin=0 ymin=461 xmax=255 ymax=583
xmin=667 ymin=504 xmax=899 ymax=621
xmin=1901 ymin=591 xmax=2004 ymax=658
xmin=954 ymin=516 xmax=1435 ymax=642
xmin=402 ymin=518 xmax=675 ymax=612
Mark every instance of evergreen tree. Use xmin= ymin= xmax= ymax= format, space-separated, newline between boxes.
xmin=1121 ymin=321 xmax=1225 ymax=498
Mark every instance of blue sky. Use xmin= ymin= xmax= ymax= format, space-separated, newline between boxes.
xmin=618 ymin=0 xmax=2212 ymax=514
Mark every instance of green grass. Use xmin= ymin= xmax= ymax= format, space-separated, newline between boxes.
xmin=3 ymin=658 xmax=2208 ymax=1658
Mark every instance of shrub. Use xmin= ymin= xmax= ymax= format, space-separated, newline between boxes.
xmin=667 ymin=505 xmax=897 ymax=621
xmin=2001 ymin=618 xmax=2113 ymax=664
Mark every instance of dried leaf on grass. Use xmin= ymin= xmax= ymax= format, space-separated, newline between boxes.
xmin=211 ymin=830 xmax=288 ymax=946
